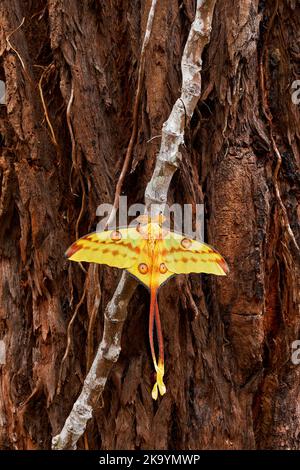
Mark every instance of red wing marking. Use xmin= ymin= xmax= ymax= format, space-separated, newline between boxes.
xmin=66 ymin=243 xmax=81 ymax=258
xmin=217 ymin=258 xmax=229 ymax=273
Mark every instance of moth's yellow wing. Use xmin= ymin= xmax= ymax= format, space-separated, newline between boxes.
xmin=162 ymin=231 xmax=229 ymax=276
xmin=66 ymin=227 xmax=144 ymax=269
xmin=66 ymin=226 xmax=164 ymax=289
xmin=66 ymin=224 xmax=228 ymax=288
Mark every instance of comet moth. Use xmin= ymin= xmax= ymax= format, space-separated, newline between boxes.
xmin=66 ymin=214 xmax=228 ymax=400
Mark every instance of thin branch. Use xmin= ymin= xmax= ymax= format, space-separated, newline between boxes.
xmin=66 ymin=82 xmax=87 ymax=271
xmin=66 ymin=84 xmax=76 ymax=169
xmin=270 ymin=134 xmax=299 ymax=251
xmin=52 ymin=0 xmax=216 ymax=450
xmin=38 ymin=64 xmax=59 ymax=148
xmin=6 ymin=17 xmax=33 ymax=85
xmin=105 ymin=0 xmax=158 ymax=229
xmin=145 ymin=0 xmax=216 ymax=212
xmin=57 ymin=81 xmax=89 ymax=392
xmin=57 ymin=287 xmax=87 ymax=395
xmin=6 ymin=17 xmax=26 ymax=71
xmin=146 ymin=134 xmax=162 ymax=143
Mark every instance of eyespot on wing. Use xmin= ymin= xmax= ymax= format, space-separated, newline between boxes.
xmin=138 ymin=263 xmax=149 ymax=274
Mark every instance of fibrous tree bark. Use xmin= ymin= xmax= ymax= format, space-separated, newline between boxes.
xmin=0 ymin=0 xmax=299 ymax=450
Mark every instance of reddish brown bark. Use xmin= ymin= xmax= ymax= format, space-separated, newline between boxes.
xmin=0 ymin=0 xmax=299 ymax=450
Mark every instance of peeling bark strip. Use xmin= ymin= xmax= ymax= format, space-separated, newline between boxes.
xmin=52 ymin=0 xmax=216 ymax=450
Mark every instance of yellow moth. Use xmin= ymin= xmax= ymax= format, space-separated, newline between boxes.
xmin=66 ymin=215 xmax=228 ymax=400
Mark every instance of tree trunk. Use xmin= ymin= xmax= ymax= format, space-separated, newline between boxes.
xmin=0 ymin=0 xmax=299 ymax=450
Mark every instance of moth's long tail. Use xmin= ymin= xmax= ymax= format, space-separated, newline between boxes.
xmin=154 ymin=297 xmax=166 ymax=398
xmin=149 ymin=286 xmax=166 ymax=400
xmin=149 ymin=286 xmax=158 ymax=373
xmin=155 ymin=298 xmax=164 ymax=366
